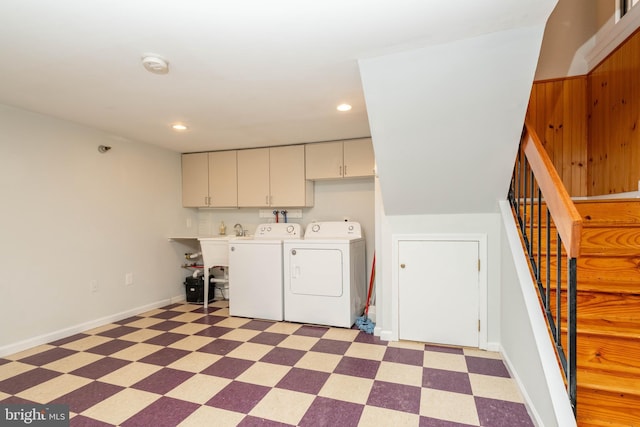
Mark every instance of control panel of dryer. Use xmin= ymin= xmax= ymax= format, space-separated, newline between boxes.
xmin=304 ymin=221 xmax=362 ymax=239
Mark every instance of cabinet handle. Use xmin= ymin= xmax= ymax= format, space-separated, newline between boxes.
xmin=339 ymin=165 xmax=342 ymax=177
xmin=400 ymin=263 xmax=406 ymax=269
xmin=344 ymin=165 xmax=348 ymax=176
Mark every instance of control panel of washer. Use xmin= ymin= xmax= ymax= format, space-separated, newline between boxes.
xmin=254 ymin=223 xmax=302 ymax=239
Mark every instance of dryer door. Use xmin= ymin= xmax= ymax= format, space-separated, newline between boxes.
xmin=288 ymin=248 xmax=343 ymax=296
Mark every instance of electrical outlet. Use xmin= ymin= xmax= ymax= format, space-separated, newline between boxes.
xmin=90 ymin=280 xmax=98 ymax=293
xmin=125 ymin=273 xmax=134 ymax=286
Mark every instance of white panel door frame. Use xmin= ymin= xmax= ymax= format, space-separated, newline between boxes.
xmin=391 ymin=234 xmax=488 ymax=349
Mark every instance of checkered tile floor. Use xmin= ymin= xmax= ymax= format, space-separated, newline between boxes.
xmin=0 ymin=301 xmax=534 ymax=426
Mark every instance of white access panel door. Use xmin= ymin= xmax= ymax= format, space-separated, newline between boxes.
xmin=290 ymin=248 xmax=343 ymax=297
xmin=398 ymin=240 xmax=479 ymax=347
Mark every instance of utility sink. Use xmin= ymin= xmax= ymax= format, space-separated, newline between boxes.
xmin=198 ymin=235 xmax=235 ymax=266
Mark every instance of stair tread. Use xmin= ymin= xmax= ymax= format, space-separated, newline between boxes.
xmin=577 ymin=420 xmax=636 ymax=427
xmin=578 ymin=323 xmax=640 ymax=338
xmin=579 ymin=370 xmax=640 ymax=396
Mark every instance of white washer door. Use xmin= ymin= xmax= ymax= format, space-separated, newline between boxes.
xmin=289 ymin=248 xmax=343 ymax=297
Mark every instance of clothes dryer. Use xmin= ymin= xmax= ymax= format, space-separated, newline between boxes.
xmin=228 ymin=223 xmax=302 ymax=321
xmin=283 ymin=222 xmax=366 ymax=328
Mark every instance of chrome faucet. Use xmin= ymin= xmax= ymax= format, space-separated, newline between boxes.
xmin=233 ymin=223 xmax=245 ymax=237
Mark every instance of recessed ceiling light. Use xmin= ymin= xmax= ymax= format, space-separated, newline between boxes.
xmin=172 ymin=124 xmax=188 ymax=131
xmin=337 ymin=103 xmax=352 ymax=112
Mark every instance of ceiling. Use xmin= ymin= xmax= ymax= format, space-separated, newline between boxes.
xmin=0 ymin=1 xmax=553 ymax=153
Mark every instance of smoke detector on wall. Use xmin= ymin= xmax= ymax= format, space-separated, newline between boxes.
xmin=142 ymin=55 xmax=169 ymax=74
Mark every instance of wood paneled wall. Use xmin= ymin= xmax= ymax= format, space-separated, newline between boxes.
xmin=527 ymin=27 xmax=640 ymax=197
xmin=527 ymin=77 xmax=588 ymax=197
xmin=589 ymin=29 xmax=640 ymax=196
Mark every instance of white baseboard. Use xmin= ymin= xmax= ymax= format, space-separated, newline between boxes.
xmin=0 ymin=298 xmax=174 ymax=358
xmin=379 ymin=329 xmax=394 ymax=341
xmin=170 ymin=294 xmax=186 ymax=304
xmin=486 ymin=341 xmax=501 ymax=352
xmin=499 ymin=344 xmax=544 ymax=427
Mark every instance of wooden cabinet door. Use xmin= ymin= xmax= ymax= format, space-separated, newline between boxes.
xmin=305 ymin=141 xmax=343 ymax=179
xmin=343 ymin=138 xmax=374 ymax=178
xmin=209 ymin=151 xmax=237 ymax=207
xmin=182 ymin=153 xmax=209 ymax=207
xmin=237 ymin=148 xmax=270 ymax=207
xmin=270 ymin=145 xmax=308 ymax=207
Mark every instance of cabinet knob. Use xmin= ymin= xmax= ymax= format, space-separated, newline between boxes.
xmin=400 ymin=263 xmax=406 ymax=269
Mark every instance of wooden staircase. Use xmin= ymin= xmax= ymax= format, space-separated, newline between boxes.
xmin=536 ymin=199 xmax=640 ymax=426
xmin=573 ymin=200 xmax=640 ymax=427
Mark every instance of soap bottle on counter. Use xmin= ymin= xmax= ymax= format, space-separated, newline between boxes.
xmin=219 ymin=221 xmax=226 ymax=235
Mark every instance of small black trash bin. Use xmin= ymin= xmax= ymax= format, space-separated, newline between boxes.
xmin=184 ymin=276 xmax=213 ymax=304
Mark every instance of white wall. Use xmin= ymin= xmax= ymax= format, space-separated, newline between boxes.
xmin=536 ymin=1 xmax=640 ymax=80
xmin=535 ymin=0 xmax=598 ymax=80
xmin=0 ymin=105 xmax=193 ymax=356
xmin=375 ymin=208 xmax=502 ymax=347
xmin=360 ymin=25 xmax=547 ymax=216
xmin=498 ymin=202 xmax=576 ymax=427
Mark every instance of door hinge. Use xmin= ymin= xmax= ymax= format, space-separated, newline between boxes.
xmin=477 ymin=259 xmax=480 ymax=271
xmin=478 ymin=319 xmax=481 ymax=331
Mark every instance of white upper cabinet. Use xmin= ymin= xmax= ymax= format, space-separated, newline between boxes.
xmin=237 ymin=148 xmax=271 ymax=207
xmin=208 ymin=151 xmax=238 ymax=207
xmin=181 ymin=151 xmax=238 ymax=208
xmin=343 ymin=138 xmax=375 ymax=178
xmin=182 ymin=153 xmax=209 ymax=207
xmin=305 ymin=138 xmax=374 ymax=180
xmin=237 ymin=145 xmax=313 ymax=207
xmin=270 ymin=145 xmax=313 ymax=207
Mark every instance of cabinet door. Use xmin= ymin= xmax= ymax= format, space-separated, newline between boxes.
xmin=182 ymin=153 xmax=209 ymax=207
xmin=237 ymin=148 xmax=270 ymax=207
xmin=209 ymin=151 xmax=237 ymax=207
xmin=399 ymin=240 xmax=479 ymax=347
xmin=343 ymin=138 xmax=375 ymax=178
xmin=305 ymin=141 xmax=343 ymax=179
xmin=270 ymin=145 xmax=308 ymax=207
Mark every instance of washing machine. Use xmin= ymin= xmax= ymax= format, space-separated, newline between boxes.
xmin=283 ymin=221 xmax=366 ymax=328
xmin=228 ymin=223 xmax=302 ymax=321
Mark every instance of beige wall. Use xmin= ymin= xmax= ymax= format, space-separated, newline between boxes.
xmin=535 ymin=0 xmax=599 ymax=79
xmin=0 ymin=105 xmax=192 ymax=355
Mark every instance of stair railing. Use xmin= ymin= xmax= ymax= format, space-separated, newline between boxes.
xmin=508 ymin=122 xmax=582 ymax=414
